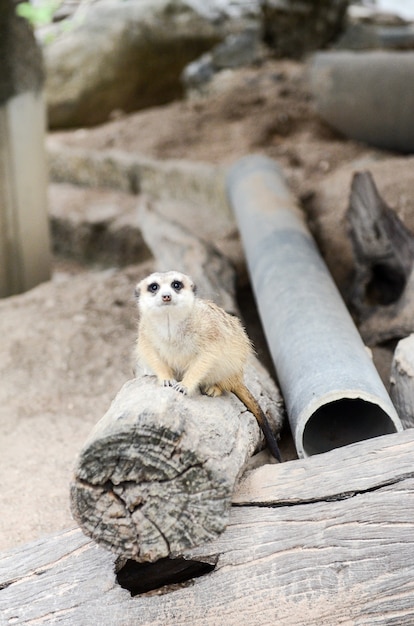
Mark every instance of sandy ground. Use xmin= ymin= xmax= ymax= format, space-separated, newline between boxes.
xmin=1 ymin=57 xmax=413 ymax=553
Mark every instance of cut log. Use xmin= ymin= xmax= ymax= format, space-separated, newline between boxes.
xmin=347 ymin=170 xmax=414 ymax=343
xmin=4 ymin=431 xmax=414 ymax=625
xmin=70 ymin=373 xmax=282 ymax=562
xmin=390 ymin=334 xmax=414 ymax=429
xmin=70 ymin=202 xmax=284 ymax=561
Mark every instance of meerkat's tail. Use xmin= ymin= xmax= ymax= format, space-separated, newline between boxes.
xmin=232 ymin=384 xmax=281 ymax=462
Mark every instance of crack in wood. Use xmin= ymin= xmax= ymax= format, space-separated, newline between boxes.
xmin=233 ymin=471 xmax=414 ymax=509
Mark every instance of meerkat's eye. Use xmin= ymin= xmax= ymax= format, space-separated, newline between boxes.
xmin=148 ymin=282 xmax=159 ymax=293
xmin=171 ymin=280 xmax=184 ymax=291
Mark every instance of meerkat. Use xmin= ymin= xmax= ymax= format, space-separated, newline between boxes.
xmin=134 ymin=270 xmax=281 ymax=462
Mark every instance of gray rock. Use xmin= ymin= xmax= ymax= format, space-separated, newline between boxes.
xmin=262 ymin=0 xmax=349 ymax=58
xmin=49 ymin=183 xmax=151 ymax=267
xmin=181 ymin=53 xmax=216 ymax=92
xmin=212 ymin=27 xmax=262 ymax=69
xmin=182 ymin=27 xmax=262 ymax=93
xmin=44 ymin=0 xmax=224 ymax=128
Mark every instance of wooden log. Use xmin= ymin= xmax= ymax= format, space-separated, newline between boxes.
xmin=70 ymin=202 xmax=284 ymax=561
xmin=70 ymin=374 xmax=280 ymax=561
xmin=4 ymin=431 xmax=414 ymax=625
xmin=390 ymin=334 xmax=414 ymax=429
xmin=234 ymin=427 xmax=414 ymax=505
xmin=347 ymin=170 xmax=414 ymax=343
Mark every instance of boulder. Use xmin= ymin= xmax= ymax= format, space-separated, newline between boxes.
xmin=44 ymin=0 xmax=226 ymax=128
xmin=182 ymin=26 xmax=263 ymax=94
xmin=48 ymin=183 xmax=151 ymax=267
xmin=261 ymin=0 xmax=349 ymax=58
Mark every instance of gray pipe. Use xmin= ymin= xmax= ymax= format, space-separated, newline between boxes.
xmin=308 ymin=51 xmax=414 ymax=153
xmin=227 ymin=155 xmax=402 ymax=458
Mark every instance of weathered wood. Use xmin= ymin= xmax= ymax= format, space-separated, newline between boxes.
xmin=4 ymin=432 xmax=414 ymax=625
xmin=347 ymin=171 xmax=414 ymax=343
xmin=70 ymin=203 xmax=284 ymax=561
xmin=71 ymin=374 xmax=281 ymax=561
xmin=233 ymin=428 xmax=414 ymax=505
xmin=390 ymin=334 xmax=414 ymax=429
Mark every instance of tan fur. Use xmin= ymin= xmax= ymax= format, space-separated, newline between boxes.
xmin=135 ymin=271 xmax=281 ymax=460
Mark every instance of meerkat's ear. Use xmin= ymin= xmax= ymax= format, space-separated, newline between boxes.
xmin=191 ymin=281 xmax=197 ymax=295
xmin=134 ymin=284 xmax=141 ymax=301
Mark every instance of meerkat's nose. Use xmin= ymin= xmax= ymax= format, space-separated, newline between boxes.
xmin=162 ymin=293 xmax=172 ymax=302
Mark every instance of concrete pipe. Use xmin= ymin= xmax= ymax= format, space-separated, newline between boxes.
xmin=308 ymin=51 xmax=414 ymax=153
xmin=227 ymin=155 xmax=402 ymax=458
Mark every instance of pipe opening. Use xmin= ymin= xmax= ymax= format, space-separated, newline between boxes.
xmin=302 ymin=398 xmax=398 ymax=457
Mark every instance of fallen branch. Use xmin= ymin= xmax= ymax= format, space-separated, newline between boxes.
xmin=347 ymin=171 xmax=414 ymax=343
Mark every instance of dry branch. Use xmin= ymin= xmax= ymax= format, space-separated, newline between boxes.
xmin=347 ymin=171 xmax=414 ymax=343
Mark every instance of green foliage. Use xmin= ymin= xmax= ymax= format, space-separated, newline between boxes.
xmin=16 ymin=0 xmax=61 ymax=27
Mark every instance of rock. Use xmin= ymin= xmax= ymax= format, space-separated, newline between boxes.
xmin=182 ymin=26 xmax=263 ymax=94
xmin=49 ymin=183 xmax=151 ymax=267
xmin=46 ymin=140 xmax=240 ymax=270
xmin=47 ymin=139 xmax=230 ymax=230
xmin=44 ymin=0 xmax=224 ymax=128
xmin=261 ymin=0 xmax=349 ymax=59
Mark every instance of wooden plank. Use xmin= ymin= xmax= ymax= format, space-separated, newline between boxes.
xmin=2 ymin=470 xmax=414 ymax=625
xmin=234 ymin=429 xmax=414 ymax=505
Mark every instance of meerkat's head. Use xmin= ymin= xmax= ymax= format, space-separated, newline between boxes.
xmin=134 ymin=271 xmax=197 ymax=315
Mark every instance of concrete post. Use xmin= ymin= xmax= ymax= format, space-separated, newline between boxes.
xmin=0 ymin=0 xmax=50 ymax=297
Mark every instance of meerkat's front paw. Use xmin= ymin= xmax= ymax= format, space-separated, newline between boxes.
xmin=172 ymin=382 xmax=188 ymax=395
xmin=163 ymin=379 xmax=177 ymax=388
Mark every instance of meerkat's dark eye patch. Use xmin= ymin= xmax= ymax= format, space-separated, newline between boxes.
xmin=148 ymin=282 xmax=159 ymax=293
xmin=171 ymin=280 xmax=184 ymax=291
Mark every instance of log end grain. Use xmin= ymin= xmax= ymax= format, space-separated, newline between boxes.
xmin=70 ymin=376 xmax=266 ymax=561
